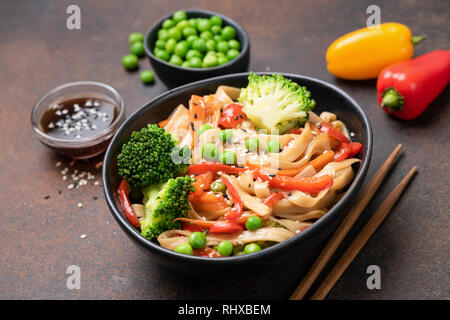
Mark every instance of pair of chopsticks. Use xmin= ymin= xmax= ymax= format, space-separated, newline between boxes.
xmin=290 ymin=144 xmax=416 ymax=300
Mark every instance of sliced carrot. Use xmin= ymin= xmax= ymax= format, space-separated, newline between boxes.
xmin=246 ymin=151 xmax=335 ymax=177
xmin=190 ymin=171 xmax=214 ymax=197
xmin=158 ymin=118 xmax=170 ymax=128
xmin=189 ymin=95 xmax=207 ymax=125
xmin=190 ymin=192 xmax=229 ymax=212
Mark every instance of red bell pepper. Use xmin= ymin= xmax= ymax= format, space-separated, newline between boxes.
xmin=318 ymin=123 xmax=350 ymax=144
xmin=218 ymin=103 xmax=246 ymax=128
xmin=188 ymin=162 xmax=247 ymax=176
xmin=190 ymin=171 xmax=214 ymax=197
xmin=253 ymin=171 xmax=333 ymax=193
xmin=377 ymin=50 xmax=450 ymax=120
xmin=334 ymin=142 xmax=363 ymax=162
xmin=173 ymin=218 xmax=243 ymax=234
xmin=118 ymin=180 xmax=141 ymax=228
xmin=263 ymin=191 xmax=285 ymax=207
xmin=208 ymin=221 xmax=244 ymax=234
xmin=194 ymin=247 xmax=221 ymax=257
xmin=221 ymin=175 xmax=243 ymax=220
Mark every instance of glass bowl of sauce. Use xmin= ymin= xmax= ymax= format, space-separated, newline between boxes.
xmin=31 ymin=81 xmax=125 ymax=159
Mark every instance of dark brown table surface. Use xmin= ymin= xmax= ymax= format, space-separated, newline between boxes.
xmin=0 ymin=0 xmax=448 ymax=300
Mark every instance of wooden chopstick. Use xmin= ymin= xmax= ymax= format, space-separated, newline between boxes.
xmin=310 ymin=166 xmax=417 ymax=300
xmin=290 ymin=144 xmax=402 ymax=300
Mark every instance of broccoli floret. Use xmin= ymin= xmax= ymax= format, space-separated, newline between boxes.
xmin=140 ymin=176 xmax=194 ymax=240
xmin=238 ymin=73 xmax=316 ymax=134
xmin=117 ymin=124 xmax=190 ymax=190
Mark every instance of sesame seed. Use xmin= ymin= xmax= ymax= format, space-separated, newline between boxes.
xmin=55 ymin=161 xmax=62 ymax=167
xmin=68 ymin=184 xmax=74 ymax=189
xmin=78 ymin=202 xmax=83 ymax=208
xmin=80 ymin=234 xmax=87 ymax=239
xmin=44 ymin=195 xmax=50 ymax=199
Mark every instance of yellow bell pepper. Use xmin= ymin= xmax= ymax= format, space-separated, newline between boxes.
xmin=326 ymin=22 xmax=425 ymax=80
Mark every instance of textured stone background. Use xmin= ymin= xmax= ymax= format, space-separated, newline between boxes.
xmin=0 ymin=0 xmax=448 ymax=299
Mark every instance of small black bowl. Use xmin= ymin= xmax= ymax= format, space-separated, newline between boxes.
xmin=144 ymin=9 xmax=250 ymax=88
xmin=103 ymin=72 xmax=372 ymax=276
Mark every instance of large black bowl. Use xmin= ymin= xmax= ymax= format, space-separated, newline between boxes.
xmin=103 ymin=73 xmax=372 ymax=276
xmin=144 ymin=9 xmax=250 ymax=88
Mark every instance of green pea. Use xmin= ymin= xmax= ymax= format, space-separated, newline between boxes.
xmin=206 ymin=39 xmax=216 ymax=52
xmin=189 ymin=18 xmax=199 ymax=29
xmin=172 ymin=10 xmax=187 ymax=23
xmin=174 ymin=243 xmax=193 ymax=255
xmin=210 ymin=15 xmax=223 ymax=27
xmin=140 ymin=70 xmax=154 ymax=84
xmin=211 ymin=25 xmax=221 ymax=35
xmin=155 ymin=39 xmax=166 ymax=50
xmin=228 ymin=39 xmax=241 ymax=51
xmin=200 ymin=31 xmax=213 ymax=40
xmin=217 ymin=240 xmax=233 ymax=256
xmin=266 ymin=139 xmax=281 ymax=153
xmin=186 ymin=49 xmax=202 ymax=60
xmin=155 ymin=49 xmax=170 ymax=61
xmin=203 ymin=54 xmax=218 ymax=68
xmin=169 ymin=54 xmax=183 ymax=66
xmin=244 ymin=243 xmax=262 ymax=254
xmin=188 ymin=56 xmax=202 ymax=68
xmin=157 ymin=29 xmax=169 ymax=41
xmin=210 ymin=180 xmax=227 ymax=193
xmin=222 ymin=26 xmax=237 ymax=40
xmin=189 ymin=232 xmax=207 ymax=249
xmin=216 ymin=41 xmax=229 ymax=53
xmin=167 ymin=27 xmax=182 ymax=41
xmin=174 ymin=41 xmax=189 ymax=58
xmin=213 ymin=35 xmax=223 ymax=42
xmin=245 ymin=137 xmax=259 ymax=151
xmin=206 ymin=50 xmax=216 ymax=57
xmin=226 ymin=49 xmax=240 ymax=60
xmin=162 ymin=19 xmax=175 ymax=29
xmin=245 ymin=215 xmax=262 ymax=231
xmin=176 ymin=20 xmax=190 ymax=31
xmin=192 ymin=38 xmax=207 ymax=53
xmin=197 ymin=19 xmax=211 ymax=32
xmin=182 ymin=61 xmax=190 ymax=68
xmin=165 ymin=38 xmax=177 ymax=54
xmin=185 ymin=36 xmax=196 ymax=47
xmin=202 ymin=143 xmax=218 ymax=160
xmin=183 ymin=26 xmax=197 ymax=38
xmin=130 ymin=41 xmax=145 ymax=57
xmin=122 ymin=54 xmax=138 ymax=70
xmin=128 ymin=32 xmax=144 ymax=44
xmin=219 ymin=150 xmax=237 ymax=164
xmin=217 ymin=55 xmax=228 ymax=65
xmin=197 ymin=123 xmax=212 ymax=136
xmin=219 ymin=129 xmax=233 ymax=142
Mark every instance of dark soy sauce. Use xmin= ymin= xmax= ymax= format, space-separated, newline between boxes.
xmin=40 ymin=97 xmax=118 ymax=140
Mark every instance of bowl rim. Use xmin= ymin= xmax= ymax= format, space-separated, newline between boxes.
xmin=143 ymin=9 xmax=250 ymax=72
xmin=103 ymin=72 xmax=373 ymax=265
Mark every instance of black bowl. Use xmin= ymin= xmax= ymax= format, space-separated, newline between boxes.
xmin=103 ymin=72 xmax=372 ymax=276
xmin=144 ymin=9 xmax=250 ymax=88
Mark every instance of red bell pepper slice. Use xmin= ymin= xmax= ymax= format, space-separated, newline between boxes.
xmin=318 ymin=123 xmax=350 ymax=144
xmin=218 ymin=103 xmax=246 ymax=128
xmin=181 ymin=222 xmax=205 ymax=233
xmin=254 ymin=171 xmax=333 ymax=193
xmin=208 ymin=221 xmax=244 ymax=234
xmin=334 ymin=142 xmax=363 ymax=162
xmin=263 ymin=191 xmax=285 ymax=207
xmin=194 ymin=247 xmax=222 ymax=258
xmin=188 ymin=162 xmax=247 ymax=176
xmin=220 ymin=175 xmax=243 ymax=220
xmin=289 ymin=128 xmax=303 ymax=135
xmin=118 ymin=180 xmax=141 ymax=228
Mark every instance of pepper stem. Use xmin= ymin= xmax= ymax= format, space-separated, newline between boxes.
xmin=382 ymin=87 xmax=405 ymax=112
xmin=411 ymin=35 xmax=426 ymax=46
